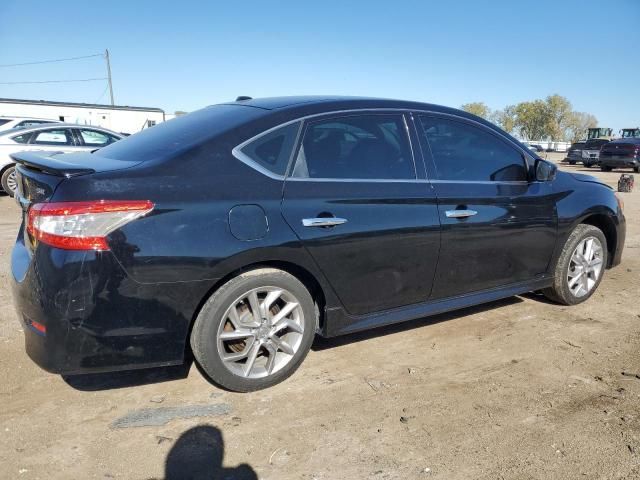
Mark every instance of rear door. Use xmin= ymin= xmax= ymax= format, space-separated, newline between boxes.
xmin=414 ymin=114 xmax=557 ymax=299
xmin=280 ymin=112 xmax=441 ymax=316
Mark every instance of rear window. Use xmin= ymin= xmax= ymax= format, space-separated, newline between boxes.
xmin=98 ymin=105 xmax=265 ymax=162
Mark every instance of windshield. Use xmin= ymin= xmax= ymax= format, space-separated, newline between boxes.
xmin=587 ymin=128 xmax=611 ymax=139
xmin=621 ymin=129 xmax=640 ymax=138
xmin=98 ymin=105 xmax=266 ymax=162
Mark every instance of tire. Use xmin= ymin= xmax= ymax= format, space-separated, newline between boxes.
xmin=542 ymin=224 xmax=607 ymax=305
xmin=634 ymin=166 xmax=640 ymax=174
xmin=600 ymin=165 xmax=612 ymax=172
xmin=569 ymin=161 xmax=576 ymax=165
xmin=190 ymin=268 xmax=316 ymax=392
xmin=1 ymin=165 xmax=16 ymax=197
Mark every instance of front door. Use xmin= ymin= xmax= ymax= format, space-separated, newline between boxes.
xmin=281 ymin=112 xmax=441 ymax=316
xmin=414 ymin=114 xmax=557 ymax=299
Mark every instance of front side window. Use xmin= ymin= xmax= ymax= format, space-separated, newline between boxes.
xmin=419 ymin=116 xmax=527 ymax=182
xmin=238 ymin=122 xmax=300 ymax=176
xmin=79 ymin=129 xmax=118 ymax=147
xmin=31 ymin=129 xmax=74 ymax=146
xmin=292 ymin=114 xmax=414 ymax=180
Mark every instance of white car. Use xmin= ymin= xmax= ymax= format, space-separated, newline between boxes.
xmin=0 ymin=117 xmax=60 ymax=132
xmin=0 ymin=123 xmax=124 ymax=196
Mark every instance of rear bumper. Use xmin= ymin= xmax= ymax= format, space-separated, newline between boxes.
xmin=600 ymin=156 xmax=639 ymax=168
xmin=11 ymin=232 xmax=212 ymax=375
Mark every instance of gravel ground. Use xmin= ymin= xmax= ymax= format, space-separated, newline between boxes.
xmin=1 ymin=155 xmax=639 ymax=480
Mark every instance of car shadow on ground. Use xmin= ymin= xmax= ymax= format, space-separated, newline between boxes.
xmin=62 ymin=361 xmax=193 ymax=391
xmin=148 ymin=425 xmax=258 ymax=480
xmin=312 ymin=296 xmax=524 ymax=351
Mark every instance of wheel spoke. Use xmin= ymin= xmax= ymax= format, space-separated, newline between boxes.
xmin=248 ymin=291 xmax=262 ymax=322
xmin=265 ymin=343 xmax=278 ymax=374
xmin=271 ymin=302 xmax=298 ymax=327
xmin=271 ymin=336 xmax=295 ymax=355
xmin=584 ymin=238 xmax=594 ymax=262
xmin=219 ymin=329 xmax=254 ymax=340
xmin=262 ymin=289 xmax=283 ymax=316
xmin=243 ymin=342 xmax=261 ymax=377
xmin=568 ymin=272 xmax=582 ymax=289
xmin=272 ymin=318 xmax=303 ymax=335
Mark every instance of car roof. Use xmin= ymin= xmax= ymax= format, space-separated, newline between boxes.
xmin=220 ymin=95 xmax=464 ymax=116
xmin=0 ymin=116 xmax=59 ymax=121
xmin=0 ymin=122 xmax=122 ymax=137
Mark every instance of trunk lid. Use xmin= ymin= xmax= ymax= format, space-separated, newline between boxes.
xmin=11 ymin=150 xmax=143 ymax=208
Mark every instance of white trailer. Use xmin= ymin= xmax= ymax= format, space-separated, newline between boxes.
xmin=0 ymin=98 xmax=165 ymax=135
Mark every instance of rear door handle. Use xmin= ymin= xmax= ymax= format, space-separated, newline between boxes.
xmin=445 ymin=209 xmax=478 ymax=219
xmin=302 ymin=217 xmax=348 ymax=227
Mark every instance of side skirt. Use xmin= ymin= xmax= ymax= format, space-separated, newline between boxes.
xmin=322 ymin=276 xmax=553 ymax=337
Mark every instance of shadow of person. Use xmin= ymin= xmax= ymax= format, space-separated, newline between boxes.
xmin=164 ymin=425 xmax=257 ymax=480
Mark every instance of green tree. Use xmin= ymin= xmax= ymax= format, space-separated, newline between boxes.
xmin=514 ymin=100 xmax=549 ymax=140
xmin=491 ymin=105 xmax=517 ymax=134
xmin=461 ymin=102 xmax=490 ymax=119
xmin=545 ymin=94 xmax=574 ymax=141
xmin=565 ymin=112 xmax=598 ymax=142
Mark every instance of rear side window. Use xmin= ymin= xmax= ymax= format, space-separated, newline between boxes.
xmin=12 ymin=133 xmax=31 ymax=144
xmin=292 ymin=114 xmax=415 ymax=180
xmin=31 ymin=129 xmax=74 ymax=146
xmin=418 ymin=116 xmax=526 ymax=182
xmin=237 ymin=122 xmax=300 ymax=176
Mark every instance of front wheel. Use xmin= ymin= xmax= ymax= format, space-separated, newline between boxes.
xmin=191 ymin=268 xmax=316 ymax=392
xmin=543 ymin=224 xmax=607 ymax=305
xmin=1 ymin=165 xmax=17 ymax=197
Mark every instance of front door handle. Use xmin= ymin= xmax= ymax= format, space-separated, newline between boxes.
xmin=302 ymin=217 xmax=348 ymax=227
xmin=445 ymin=209 xmax=478 ymax=219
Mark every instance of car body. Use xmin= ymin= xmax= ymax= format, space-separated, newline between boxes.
xmin=599 ymin=138 xmax=640 ymax=172
xmin=0 ymin=117 xmax=60 ymax=132
xmin=564 ymin=141 xmax=585 ymax=164
xmin=581 ymin=138 xmax=610 ymax=167
xmin=0 ymin=123 xmax=123 ymax=196
xmin=10 ymin=96 xmax=626 ymax=391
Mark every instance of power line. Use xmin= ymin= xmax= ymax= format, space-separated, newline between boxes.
xmin=0 ymin=53 xmax=103 ymax=68
xmin=0 ymin=77 xmax=108 ymax=85
xmin=93 ymin=83 xmax=110 ymax=104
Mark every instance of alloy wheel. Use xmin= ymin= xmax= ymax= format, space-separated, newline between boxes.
xmin=6 ymin=169 xmax=17 ymax=193
xmin=567 ymin=236 xmax=604 ymax=298
xmin=216 ymin=286 xmax=305 ymax=379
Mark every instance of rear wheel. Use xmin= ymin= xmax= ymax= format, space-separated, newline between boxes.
xmin=634 ymin=165 xmax=639 ymax=174
xmin=543 ymin=224 xmax=607 ymax=305
xmin=191 ymin=268 xmax=316 ymax=392
xmin=600 ymin=165 xmax=613 ymax=172
xmin=1 ymin=165 xmax=16 ymax=197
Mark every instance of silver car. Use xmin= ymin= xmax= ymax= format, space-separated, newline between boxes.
xmin=0 ymin=123 xmax=123 ymax=196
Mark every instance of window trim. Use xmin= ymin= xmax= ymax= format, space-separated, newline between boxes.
xmin=231 ymin=108 xmax=535 ymax=183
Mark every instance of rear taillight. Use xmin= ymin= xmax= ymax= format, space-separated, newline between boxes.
xmin=27 ymin=200 xmax=154 ymax=251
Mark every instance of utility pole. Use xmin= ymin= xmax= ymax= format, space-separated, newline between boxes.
xmin=104 ymin=49 xmax=114 ymax=106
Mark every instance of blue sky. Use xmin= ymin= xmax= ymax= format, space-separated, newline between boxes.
xmin=0 ymin=0 xmax=638 ymax=131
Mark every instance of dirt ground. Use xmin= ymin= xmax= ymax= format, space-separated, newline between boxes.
xmin=1 ymin=154 xmax=639 ymax=480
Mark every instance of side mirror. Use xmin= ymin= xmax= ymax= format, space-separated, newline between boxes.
xmin=535 ymin=159 xmax=557 ymax=182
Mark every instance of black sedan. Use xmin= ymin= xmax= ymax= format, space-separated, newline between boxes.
xmin=10 ymin=96 xmax=626 ymax=391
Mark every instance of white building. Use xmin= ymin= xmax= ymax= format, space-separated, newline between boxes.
xmin=0 ymin=98 xmax=166 ymax=135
